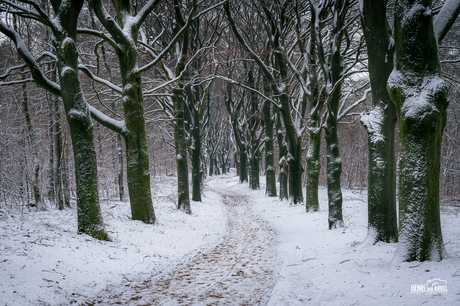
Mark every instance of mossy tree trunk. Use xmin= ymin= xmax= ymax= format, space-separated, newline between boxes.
xmin=53 ymin=0 xmax=108 ymax=240
xmin=0 ymin=0 xmax=108 ymax=239
xmin=388 ymin=0 xmax=448 ymax=262
xmin=360 ymin=0 xmax=398 ymax=243
xmin=90 ymin=0 xmax=157 ymax=223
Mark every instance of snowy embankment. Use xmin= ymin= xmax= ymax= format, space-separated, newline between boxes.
xmin=245 ymin=183 xmax=460 ymax=305
xmin=0 ymin=177 xmax=226 ymax=305
xmin=1 ymin=171 xmax=460 ymax=305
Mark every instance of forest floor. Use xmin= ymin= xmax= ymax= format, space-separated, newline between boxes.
xmin=1 ymin=171 xmax=460 ymax=305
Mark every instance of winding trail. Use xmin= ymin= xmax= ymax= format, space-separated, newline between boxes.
xmin=87 ymin=188 xmax=280 ymax=305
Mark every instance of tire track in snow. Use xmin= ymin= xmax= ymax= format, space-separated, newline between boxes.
xmin=86 ymin=191 xmax=279 ymax=305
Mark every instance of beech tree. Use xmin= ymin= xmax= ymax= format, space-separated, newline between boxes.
xmin=359 ymin=0 xmax=460 ymax=250
xmin=0 ymin=0 xmax=108 ymax=240
xmin=388 ymin=0 xmax=460 ymax=262
xmin=310 ymin=0 xmax=368 ymax=228
xmin=225 ymin=0 xmax=306 ymax=203
xmin=78 ymin=0 xmax=160 ymax=223
xmin=359 ymin=0 xmax=398 ymax=243
xmin=225 ymin=81 xmax=249 ymax=183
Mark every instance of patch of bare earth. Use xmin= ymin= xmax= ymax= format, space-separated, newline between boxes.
xmin=86 ymin=192 xmax=279 ymax=305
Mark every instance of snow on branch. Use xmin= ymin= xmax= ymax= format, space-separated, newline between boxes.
xmin=87 ymin=104 xmax=128 ymax=136
xmin=78 ymin=64 xmax=122 ymax=93
xmin=77 ymin=28 xmax=119 ymax=52
xmin=216 ymin=76 xmax=280 ymax=109
xmin=224 ymin=2 xmax=279 ymax=93
xmin=133 ymin=0 xmax=163 ymax=32
xmin=434 ymin=0 xmax=460 ymax=43
xmin=0 ymin=21 xmax=61 ymax=97
xmin=138 ymin=2 xmax=198 ymax=74
xmin=1 ymin=0 xmax=53 ymax=27
xmin=338 ymin=87 xmax=371 ymax=121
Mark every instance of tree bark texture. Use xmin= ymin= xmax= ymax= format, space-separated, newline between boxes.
xmin=21 ymin=82 xmax=43 ymax=210
xmin=90 ymin=0 xmax=156 ymax=223
xmin=263 ymin=100 xmax=277 ymax=197
xmin=191 ymin=120 xmax=202 ymax=201
xmin=360 ymin=0 xmax=398 ymax=243
xmin=173 ymin=88 xmax=191 ymax=213
xmin=388 ymin=0 xmax=447 ymax=261
xmin=53 ymin=0 xmax=108 ymax=240
xmin=276 ymin=114 xmax=288 ymax=201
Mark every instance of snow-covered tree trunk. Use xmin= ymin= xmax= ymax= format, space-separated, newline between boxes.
xmin=53 ymin=0 xmax=108 ymax=240
xmin=306 ymin=122 xmax=322 ymax=212
xmin=90 ymin=0 xmax=156 ymax=223
xmin=173 ymin=87 xmax=191 ymax=213
xmin=324 ymin=108 xmax=344 ymax=229
xmin=359 ymin=0 xmax=398 ymax=243
xmin=121 ymin=70 xmax=156 ymax=222
xmin=0 ymin=0 xmax=108 ymax=239
xmin=305 ymin=8 xmax=323 ymax=212
xmin=312 ymin=0 xmax=348 ymax=228
xmin=388 ymin=0 xmax=448 ymax=262
xmin=276 ymin=114 xmax=288 ymax=201
xmin=277 ymin=92 xmax=303 ymax=204
xmin=263 ymin=99 xmax=277 ymax=197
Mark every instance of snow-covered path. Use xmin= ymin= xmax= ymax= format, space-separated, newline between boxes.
xmin=2 ymin=172 xmax=460 ymax=305
xmin=85 ymin=181 xmax=280 ymax=305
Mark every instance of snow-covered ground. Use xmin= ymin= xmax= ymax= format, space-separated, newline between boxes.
xmin=1 ymin=171 xmax=460 ymax=305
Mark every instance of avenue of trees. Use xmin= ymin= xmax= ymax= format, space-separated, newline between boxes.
xmin=1 ymin=0 xmax=460 ymax=262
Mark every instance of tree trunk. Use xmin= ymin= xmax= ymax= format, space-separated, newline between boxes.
xmin=60 ymin=136 xmax=71 ymax=208
xmin=323 ymin=0 xmax=347 ymax=229
xmin=90 ymin=0 xmax=156 ymax=223
xmin=53 ymin=95 xmax=64 ymax=210
xmin=360 ymin=0 xmax=398 ymax=243
xmin=122 ymin=77 xmax=156 ymax=222
xmin=388 ymin=0 xmax=447 ymax=262
xmin=264 ymin=100 xmax=277 ymax=197
xmin=116 ymin=133 xmax=125 ymax=201
xmin=53 ymin=0 xmax=108 ymax=240
xmin=209 ymin=154 xmax=214 ymax=177
xmin=21 ymin=83 xmax=43 ymax=210
xmin=48 ymin=96 xmax=55 ymax=207
xmin=247 ymin=68 xmax=260 ymax=190
xmin=173 ymin=87 xmax=191 ymax=213
xmin=305 ymin=7 xmax=322 ymax=212
xmin=306 ymin=125 xmax=322 ymax=212
xmin=239 ymin=149 xmax=247 ymax=182
xmin=276 ymin=115 xmax=288 ymax=200
xmin=279 ymin=93 xmax=303 ymax=204
xmin=249 ymin=151 xmax=260 ymax=190
xmin=191 ymin=121 xmax=202 ymax=201
xmin=324 ymin=111 xmax=343 ymax=229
